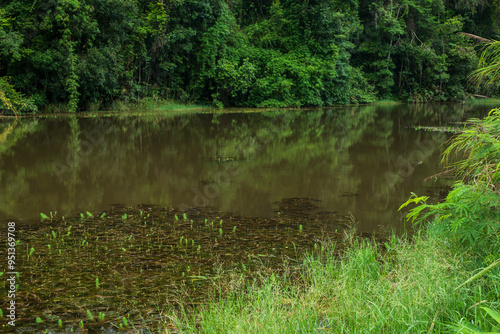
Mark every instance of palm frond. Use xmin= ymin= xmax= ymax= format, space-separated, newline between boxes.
xmin=459 ymin=32 xmax=493 ymax=43
xmin=469 ymin=40 xmax=500 ymax=89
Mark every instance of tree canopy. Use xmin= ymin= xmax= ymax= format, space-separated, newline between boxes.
xmin=0 ymin=0 xmax=499 ymax=111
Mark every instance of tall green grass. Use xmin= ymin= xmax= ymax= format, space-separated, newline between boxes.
xmin=168 ymin=233 xmax=499 ymax=333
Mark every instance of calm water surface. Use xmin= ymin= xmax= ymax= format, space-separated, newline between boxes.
xmin=0 ymin=104 xmax=495 ymax=231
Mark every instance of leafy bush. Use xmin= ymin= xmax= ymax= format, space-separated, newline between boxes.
xmin=400 ymin=109 xmax=500 ymax=260
xmin=0 ymin=76 xmax=38 ymax=113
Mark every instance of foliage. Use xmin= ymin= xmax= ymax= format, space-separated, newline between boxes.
xmin=0 ymin=76 xmax=37 ymax=114
xmin=0 ymin=0 xmax=498 ymax=110
xmin=470 ymin=40 xmax=500 ymax=91
xmin=171 ymin=234 xmax=496 ymax=333
xmin=400 ymin=183 xmax=500 ymax=257
xmin=400 ymin=109 xmax=500 ymax=259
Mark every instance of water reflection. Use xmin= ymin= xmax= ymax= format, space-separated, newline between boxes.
xmin=0 ymin=103 xmax=495 ymax=231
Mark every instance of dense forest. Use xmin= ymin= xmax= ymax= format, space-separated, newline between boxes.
xmin=0 ymin=0 xmax=499 ymax=112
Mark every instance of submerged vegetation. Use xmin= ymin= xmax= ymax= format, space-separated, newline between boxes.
xmin=0 ymin=201 xmax=354 ymax=332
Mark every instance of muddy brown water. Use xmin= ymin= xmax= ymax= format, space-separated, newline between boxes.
xmin=0 ymin=104 xmax=495 ymax=230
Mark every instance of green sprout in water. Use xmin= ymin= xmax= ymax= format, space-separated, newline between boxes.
xmin=28 ymin=247 xmax=35 ymax=258
xmin=40 ymin=213 xmax=48 ymax=221
xmin=98 ymin=312 xmax=105 ymax=321
xmin=47 ymin=244 xmax=51 ymax=250
xmin=220 ymin=219 xmax=223 ymax=226
xmin=36 ymin=317 xmax=43 ymax=324
xmin=79 ymin=320 xmax=84 ymax=328
xmin=86 ymin=211 xmax=93 ymax=218
xmin=299 ymin=224 xmax=303 ymax=232
xmin=197 ymin=245 xmax=201 ymax=252
xmin=95 ymin=277 xmax=99 ymax=289
xmin=122 ymin=317 xmax=129 ymax=328
xmin=0 ymin=309 xmax=3 ymax=319
xmin=51 ymin=230 xmax=56 ymax=239
xmin=122 ymin=213 xmax=127 ymax=220
xmin=233 ymin=226 xmax=236 ymax=233
xmin=175 ymin=214 xmax=179 ymax=221
xmin=87 ymin=309 xmax=94 ymax=321
xmin=100 ymin=213 xmax=106 ymax=218
xmin=219 ymin=228 xmax=223 ymax=236
xmin=80 ymin=213 xmax=85 ymax=219
xmin=58 ymin=319 xmax=63 ymax=329
xmin=183 ymin=213 xmax=187 ymax=220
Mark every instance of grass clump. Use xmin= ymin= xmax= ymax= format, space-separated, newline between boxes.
xmin=170 ymin=233 xmax=495 ymax=333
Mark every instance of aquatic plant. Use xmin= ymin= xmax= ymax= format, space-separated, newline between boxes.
xmin=100 ymin=213 xmax=106 ymax=218
xmin=98 ymin=312 xmax=105 ymax=321
xmin=299 ymin=225 xmax=303 ymax=232
xmin=40 ymin=213 xmax=48 ymax=221
xmin=86 ymin=211 xmax=93 ymax=218
xmin=86 ymin=310 xmax=94 ymax=321
xmin=122 ymin=316 xmax=129 ymax=328
xmin=57 ymin=319 xmax=63 ymax=329
xmin=95 ymin=278 xmax=99 ymax=289
xmin=0 ymin=309 xmax=3 ymax=319
xmin=233 ymin=226 xmax=237 ymax=233
xmin=122 ymin=213 xmax=127 ymax=220
xmin=35 ymin=317 xmax=43 ymax=324
xmin=183 ymin=213 xmax=187 ymax=220
xmin=28 ymin=247 xmax=35 ymax=259
xmin=219 ymin=228 xmax=223 ymax=236
xmin=175 ymin=215 xmax=179 ymax=221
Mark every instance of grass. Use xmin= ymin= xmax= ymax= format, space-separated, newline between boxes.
xmin=25 ymin=97 xmax=211 ymax=116
xmin=168 ymin=232 xmax=500 ymax=333
xmin=109 ymin=97 xmax=210 ymax=113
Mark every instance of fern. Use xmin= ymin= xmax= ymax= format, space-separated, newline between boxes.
xmin=400 ymin=109 xmax=500 ymax=258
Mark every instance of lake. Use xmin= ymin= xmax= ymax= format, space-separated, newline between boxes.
xmin=0 ymin=103 xmax=495 ymax=231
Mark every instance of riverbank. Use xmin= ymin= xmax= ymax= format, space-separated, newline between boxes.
xmin=167 ymin=231 xmax=499 ymax=333
xmin=2 ymin=96 xmax=498 ymax=118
